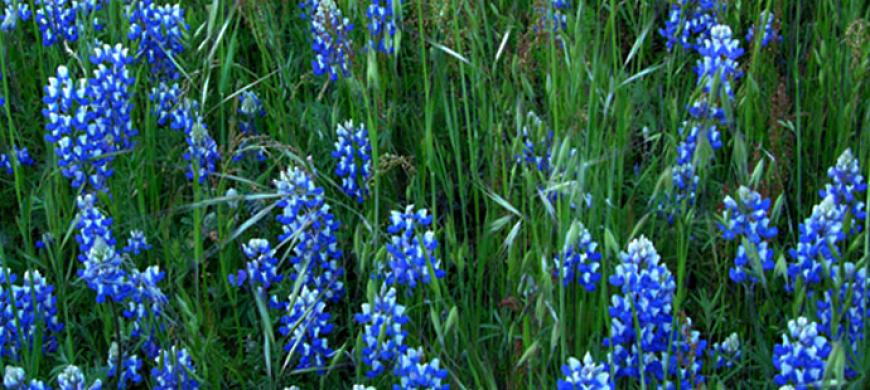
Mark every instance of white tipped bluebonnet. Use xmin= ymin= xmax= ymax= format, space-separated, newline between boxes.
xmin=124 ymin=266 xmax=167 ymax=339
xmin=1 ymin=0 xmax=31 ymax=32
xmin=89 ymin=43 xmax=137 ymax=151
xmin=659 ymin=0 xmax=721 ymax=51
xmin=175 ymin=100 xmax=220 ymax=183
xmin=3 ymin=366 xmax=49 ymax=390
xmin=278 ymin=285 xmax=335 ymax=372
xmin=123 ymin=230 xmax=152 ymax=256
xmin=383 ymin=206 xmax=445 ymax=291
xmin=787 ymin=195 xmax=846 ymax=287
xmin=274 ymin=166 xmax=345 ymax=301
xmin=57 ymin=365 xmax=102 ymax=390
xmin=150 ymin=82 xmax=181 ymax=127
xmin=816 ymin=262 xmax=869 ymax=378
xmin=305 ymin=0 xmax=354 ymax=80
xmin=35 ymin=0 xmax=79 ymax=46
xmin=107 ymin=342 xmax=144 ymax=388
xmin=665 ymin=316 xmax=707 ymax=389
xmin=151 ymin=346 xmax=199 ymax=389
xmin=75 ymin=194 xmax=127 ymax=304
xmin=772 ymin=317 xmax=831 ymax=388
xmin=128 ymin=0 xmax=187 ymax=80
xmin=228 ymin=238 xmax=283 ymax=295
xmin=710 ymin=332 xmax=741 ymax=369
xmin=604 ymin=237 xmax=676 ymax=383
xmin=0 ymin=146 xmax=35 ymax=175
xmin=233 ymin=91 xmax=267 ymax=162
xmin=553 ymin=222 xmax=602 ymax=291
xmin=393 ymin=347 xmax=449 ymax=390
xmin=746 ymin=11 xmax=781 ymax=48
xmin=0 ymin=268 xmax=64 ymax=359
xmin=533 ymin=0 xmax=571 ymax=34
xmin=692 ymin=24 xmax=744 ymax=123
xmin=557 ymin=352 xmax=612 ymax=389
xmin=355 ymin=285 xmax=409 ymax=378
xmin=332 ymin=120 xmax=372 ymax=204
xmin=366 ymin=0 xmax=399 ymax=54
xmin=516 ymin=111 xmax=553 ymax=174
xmin=819 ymin=149 xmax=867 ymax=232
xmin=719 ymin=187 xmax=778 ymax=284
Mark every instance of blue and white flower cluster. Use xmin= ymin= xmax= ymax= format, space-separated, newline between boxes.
xmin=659 ymin=0 xmax=721 ymax=51
xmin=150 ymin=346 xmax=199 ymax=389
xmin=43 ymin=43 xmax=136 ymax=192
xmin=366 ymin=0 xmax=400 ymax=54
xmin=278 ymin=285 xmax=335 ymax=372
xmin=128 ymin=0 xmax=187 ymax=81
xmin=228 ymin=238 xmax=282 ymax=296
xmin=816 ymin=262 xmax=869 ymax=378
xmin=303 ymin=0 xmax=354 ymax=81
xmin=719 ymin=186 xmax=778 ymax=284
xmin=393 ymin=347 xmax=449 ymax=390
xmin=3 ymin=366 xmax=48 ymax=389
xmin=35 ymin=0 xmax=105 ymax=47
xmin=746 ymin=11 xmax=780 ymax=48
xmin=516 ymin=111 xmax=553 ymax=174
xmin=709 ymin=332 xmax=741 ymax=369
xmin=383 ymin=206 xmax=446 ymax=291
xmin=167 ymin=99 xmax=220 ymax=183
xmin=1 ymin=0 xmax=30 ymax=32
xmin=275 ymin=166 xmax=345 ymax=301
xmin=150 ymin=82 xmax=181 ymax=127
xmin=0 ymin=146 xmax=34 ymax=175
xmin=819 ymin=149 xmax=867 ymax=233
xmin=557 ymin=353 xmax=612 ymax=390
xmin=605 ymin=237 xmax=694 ymax=386
xmin=233 ymin=91 xmax=266 ymax=162
xmin=107 ymin=341 xmax=144 ymax=388
xmin=57 ymin=365 xmax=103 ymax=390
xmin=355 ymin=286 xmax=409 ymax=378
xmin=332 ymin=120 xmax=372 ymax=204
xmin=0 ymin=268 xmax=63 ymax=359
xmin=533 ymin=0 xmax=570 ymax=34
xmin=553 ymin=222 xmax=602 ymax=291
xmin=123 ymin=230 xmax=152 ymax=256
xmin=772 ymin=317 xmax=831 ymax=388
xmin=691 ymin=24 xmax=744 ymax=123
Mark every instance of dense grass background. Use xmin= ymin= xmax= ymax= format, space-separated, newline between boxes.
xmin=1 ymin=0 xmax=869 ymax=388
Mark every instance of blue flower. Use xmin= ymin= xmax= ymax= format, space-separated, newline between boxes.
xmin=1 ymin=146 xmax=35 ymax=175
xmin=534 ymin=0 xmax=571 ymax=34
xmin=1 ymin=0 xmax=31 ymax=32
xmin=746 ymin=11 xmax=780 ymax=48
xmin=393 ymin=347 xmax=449 ymax=390
xmin=604 ymin=236 xmax=676 ymax=383
xmin=516 ymin=111 xmax=554 ymax=174
xmin=3 ymin=366 xmax=49 ymax=390
xmin=123 ymin=230 xmax=152 ymax=256
xmin=0 ymin=269 xmax=64 ymax=359
xmin=107 ymin=342 xmax=144 ymax=388
xmin=709 ymin=332 xmax=741 ymax=369
xmin=305 ymin=0 xmax=354 ymax=81
xmin=278 ymin=285 xmax=335 ymax=372
xmin=274 ymin=166 xmax=345 ymax=301
xmin=355 ymin=285 xmax=409 ymax=378
xmin=719 ymin=186 xmax=778 ymax=284
xmin=787 ymin=195 xmax=846 ymax=287
xmin=366 ymin=0 xmax=400 ymax=54
xmin=816 ymin=262 xmax=869 ymax=378
xmin=553 ymin=222 xmax=602 ymax=291
xmin=89 ymin=43 xmax=138 ymax=151
xmin=128 ymin=0 xmax=187 ymax=80
xmin=692 ymin=24 xmax=744 ymax=121
xmin=176 ymin=101 xmax=220 ymax=183
xmin=151 ymin=346 xmax=199 ymax=389
xmin=557 ymin=352 xmax=612 ymax=389
xmin=669 ymin=123 xmax=702 ymax=210
xmin=75 ymin=194 xmax=128 ymax=304
xmin=123 ymin=266 xmax=167 ymax=339
xmin=57 ymin=365 xmax=103 ymax=390
xmin=150 ymin=82 xmax=181 ymax=127
xmin=819 ymin=149 xmax=867 ymax=233
xmin=659 ymin=0 xmax=721 ymax=51
xmin=772 ymin=317 xmax=831 ymax=388
xmin=664 ymin=317 xmax=707 ymax=389
xmin=233 ymin=91 xmax=266 ymax=162
xmin=332 ymin=120 xmax=372 ymax=204
xmin=229 ymin=238 xmax=282 ymax=295
xmin=35 ymin=0 xmax=78 ymax=46
xmin=383 ymin=205 xmax=445 ymax=291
